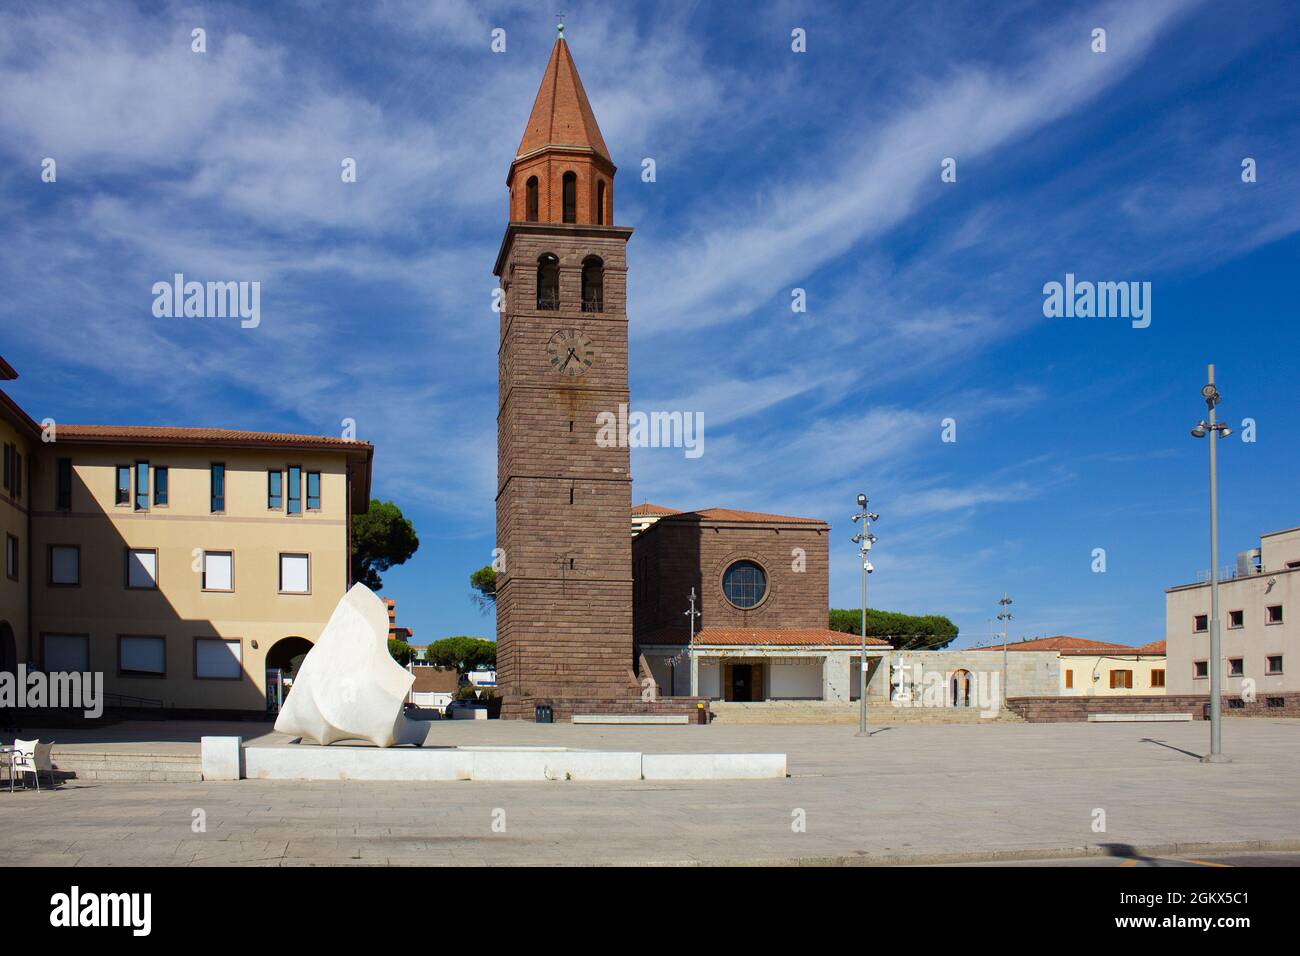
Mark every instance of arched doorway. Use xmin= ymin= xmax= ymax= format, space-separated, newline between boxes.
xmin=951 ymin=669 xmax=973 ymax=708
xmin=265 ymin=636 xmax=314 ymax=714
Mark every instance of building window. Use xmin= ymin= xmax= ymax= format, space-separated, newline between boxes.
xmin=1193 ymin=660 xmax=1208 ymax=679
xmin=134 ymin=461 xmax=150 ymax=511
xmin=1150 ymin=669 xmax=1165 ymax=688
xmin=49 ymin=545 xmax=80 ymax=586
xmin=596 ymin=179 xmax=606 ymax=225
xmin=202 ymin=551 xmax=233 ymax=592
xmin=154 ymin=466 xmax=169 ymax=506
xmin=56 ymin=457 xmax=72 ymax=510
xmin=536 ymin=253 xmax=559 ymax=310
xmin=581 ymin=256 xmax=604 ymax=312
xmin=280 ymin=553 xmax=310 ymax=594
xmin=1228 ymin=609 xmax=1244 ymax=629
xmin=1064 ymin=669 xmax=1073 ymax=689
xmin=722 ymin=560 xmax=767 ymax=609
xmin=4 ymin=534 xmax=17 ymax=581
xmin=562 ymin=171 xmax=576 ymax=223
xmin=268 ymin=469 xmax=282 ymax=510
xmin=525 ymin=175 xmax=539 ymax=222
xmin=306 ymin=472 xmax=321 ymax=511
xmin=42 ymin=634 xmax=89 ymax=673
xmin=1228 ymin=658 xmax=1244 ymax=677
xmin=1 ymin=443 xmax=18 ymax=498
xmin=126 ymin=547 xmax=158 ymax=589
xmin=195 ymin=638 xmax=242 ymax=680
xmin=1266 ymin=604 xmax=1283 ymax=625
xmin=1193 ymin=613 xmax=1208 ymax=633
xmin=118 ymin=636 xmax=166 ymax=678
xmin=210 ymin=463 xmax=225 ymax=513
xmin=287 ymin=465 xmax=302 ymax=515
xmin=1266 ymin=655 xmax=1284 ymax=675
xmin=1108 ymin=669 xmax=1133 ymax=689
xmin=116 ymin=465 xmax=131 ymax=506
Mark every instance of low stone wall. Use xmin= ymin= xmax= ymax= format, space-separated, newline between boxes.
xmin=500 ymin=695 xmax=710 ymax=722
xmin=1008 ymin=693 xmax=1300 ymax=722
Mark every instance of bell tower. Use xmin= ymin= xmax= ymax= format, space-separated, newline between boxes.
xmin=494 ymin=27 xmax=636 ymax=717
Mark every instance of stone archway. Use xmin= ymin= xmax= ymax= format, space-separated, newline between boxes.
xmin=951 ymin=669 xmax=973 ymax=708
xmin=266 ymin=636 xmax=314 ymax=674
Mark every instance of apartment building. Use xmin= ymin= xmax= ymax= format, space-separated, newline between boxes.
xmin=1166 ymin=525 xmax=1299 ymax=698
xmin=0 ymin=355 xmax=372 ymax=713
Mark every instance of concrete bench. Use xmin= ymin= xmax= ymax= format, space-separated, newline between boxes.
xmin=1087 ymin=713 xmax=1193 ymax=722
xmin=572 ymin=714 xmax=691 ymax=725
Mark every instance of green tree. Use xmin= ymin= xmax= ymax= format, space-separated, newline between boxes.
xmin=351 ymin=499 xmax=419 ymax=591
xmin=469 ymin=565 xmax=496 ymax=611
xmin=387 ymin=638 xmax=414 ymax=665
xmin=424 ymin=636 xmax=496 ymax=672
xmin=829 ymin=608 xmax=958 ymax=650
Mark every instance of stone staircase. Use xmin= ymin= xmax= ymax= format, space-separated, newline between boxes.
xmin=50 ymin=749 xmax=203 ymax=783
xmin=709 ymin=702 xmax=1022 ymax=725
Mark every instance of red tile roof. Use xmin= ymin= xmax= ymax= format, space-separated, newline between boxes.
xmin=971 ymin=635 xmax=1130 ymax=653
xmin=516 ymin=36 xmax=610 ymax=162
xmin=664 ymin=508 xmax=827 ymax=526
xmin=632 ymin=502 xmax=679 ymax=516
xmin=1133 ymin=640 xmax=1166 ymax=655
xmin=54 ymin=424 xmax=371 ymax=451
xmin=690 ymin=627 xmax=889 ymax=648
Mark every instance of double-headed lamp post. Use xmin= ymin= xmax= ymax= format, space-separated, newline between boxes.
xmin=851 ymin=493 xmax=879 ymax=737
xmin=1191 ymin=364 xmax=1231 ymax=763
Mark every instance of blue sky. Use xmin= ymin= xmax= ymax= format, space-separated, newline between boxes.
xmin=1 ymin=0 xmax=1297 ymax=649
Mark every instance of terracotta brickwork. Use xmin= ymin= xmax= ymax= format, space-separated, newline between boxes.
xmin=633 ymin=514 xmax=832 ymax=646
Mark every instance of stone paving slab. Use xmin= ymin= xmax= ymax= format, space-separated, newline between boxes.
xmin=2 ymin=720 xmax=1297 ymax=866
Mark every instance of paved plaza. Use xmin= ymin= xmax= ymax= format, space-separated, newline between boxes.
xmin=2 ymin=719 xmax=1298 ymax=866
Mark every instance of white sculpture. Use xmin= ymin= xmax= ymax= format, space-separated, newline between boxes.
xmin=274 ymin=583 xmax=425 ymax=747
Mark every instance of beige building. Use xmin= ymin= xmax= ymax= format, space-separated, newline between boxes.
xmin=1166 ymin=526 xmax=1300 ymax=697
xmin=0 ymin=355 xmax=372 ymax=713
xmin=1056 ymin=641 xmax=1167 ymax=696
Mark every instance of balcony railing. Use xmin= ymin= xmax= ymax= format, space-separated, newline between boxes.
xmin=536 ymin=293 xmax=560 ymax=311
xmin=581 ymin=296 xmax=604 ymax=313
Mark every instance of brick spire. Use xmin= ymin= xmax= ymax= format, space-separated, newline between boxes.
xmin=507 ymin=30 xmax=615 ymax=226
xmin=515 ymin=32 xmax=610 ymax=164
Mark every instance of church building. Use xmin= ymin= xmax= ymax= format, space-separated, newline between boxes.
xmin=493 ymin=29 xmax=889 ymax=719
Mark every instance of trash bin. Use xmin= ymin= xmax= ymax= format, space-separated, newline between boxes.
xmin=535 ymin=703 xmax=553 ymax=723
xmin=1202 ymin=702 xmax=1211 ymax=720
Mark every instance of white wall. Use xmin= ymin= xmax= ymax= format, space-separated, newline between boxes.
xmin=767 ymin=658 xmax=823 ymax=699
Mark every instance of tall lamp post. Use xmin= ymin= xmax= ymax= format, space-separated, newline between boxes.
xmin=851 ymin=493 xmax=879 ymax=737
xmin=684 ymin=586 xmax=701 ymax=698
xmin=998 ymin=593 xmax=1013 ymax=704
xmin=1191 ymin=364 xmax=1232 ymax=763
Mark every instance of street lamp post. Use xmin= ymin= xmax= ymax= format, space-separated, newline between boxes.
xmin=851 ymin=493 xmax=879 ymax=737
xmin=1191 ymin=364 xmax=1232 ymax=763
xmin=684 ymin=586 xmax=701 ymax=697
xmin=998 ymin=593 xmax=1013 ymax=705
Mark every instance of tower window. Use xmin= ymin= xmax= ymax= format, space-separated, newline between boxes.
xmin=562 ymin=171 xmax=576 ymax=223
xmin=582 ymin=256 xmax=604 ymax=312
xmin=596 ymin=180 xmax=606 ymax=225
xmin=537 ymin=254 xmax=559 ymax=310
xmin=525 ymin=176 xmax=539 ymax=222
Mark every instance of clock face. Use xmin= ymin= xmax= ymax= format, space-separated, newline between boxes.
xmin=547 ymin=328 xmax=595 ymax=377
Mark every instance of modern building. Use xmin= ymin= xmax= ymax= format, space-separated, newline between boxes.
xmin=0 ymin=354 xmax=373 ymax=712
xmin=1166 ymin=525 xmax=1299 ymax=697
